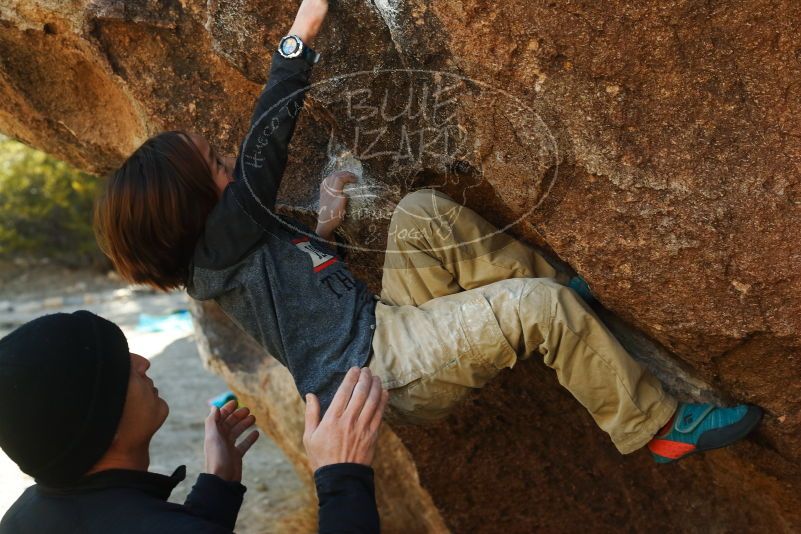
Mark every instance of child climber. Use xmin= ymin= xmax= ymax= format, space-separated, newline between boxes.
xmin=94 ymin=0 xmax=762 ymax=463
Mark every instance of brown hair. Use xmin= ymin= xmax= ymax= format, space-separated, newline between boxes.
xmin=94 ymin=131 xmax=219 ymax=291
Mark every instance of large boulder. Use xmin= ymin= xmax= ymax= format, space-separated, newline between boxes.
xmin=2 ymin=0 xmax=800 ymax=530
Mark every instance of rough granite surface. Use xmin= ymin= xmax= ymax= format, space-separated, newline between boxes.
xmin=1 ymin=1 xmax=800 ymax=531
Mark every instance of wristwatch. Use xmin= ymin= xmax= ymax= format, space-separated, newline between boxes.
xmin=277 ymin=34 xmax=319 ymax=63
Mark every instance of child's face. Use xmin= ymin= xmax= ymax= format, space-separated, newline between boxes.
xmin=185 ymin=132 xmax=235 ymax=196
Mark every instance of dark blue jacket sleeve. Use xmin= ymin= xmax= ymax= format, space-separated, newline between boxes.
xmin=315 ymin=464 xmax=380 ymax=534
xmin=229 ymin=49 xmax=317 ymax=220
xmin=183 ymin=474 xmax=246 ymax=531
xmin=191 ymin=49 xmax=319 ymax=269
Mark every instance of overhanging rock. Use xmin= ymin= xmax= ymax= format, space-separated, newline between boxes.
xmin=2 ymin=0 xmax=801 ymax=531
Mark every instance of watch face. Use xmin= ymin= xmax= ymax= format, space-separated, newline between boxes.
xmin=281 ymin=36 xmax=299 ymax=56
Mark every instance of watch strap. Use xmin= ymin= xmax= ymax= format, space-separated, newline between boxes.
xmin=301 ymin=44 xmax=320 ymax=64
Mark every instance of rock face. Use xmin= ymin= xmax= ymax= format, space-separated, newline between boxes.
xmin=2 ymin=0 xmax=801 ymax=531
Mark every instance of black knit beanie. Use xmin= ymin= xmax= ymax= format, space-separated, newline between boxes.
xmin=0 ymin=311 xmax=130 ymax=486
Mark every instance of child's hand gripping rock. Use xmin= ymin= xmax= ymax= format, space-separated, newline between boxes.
xmin=288 ymin=0 xmax=330 ymax=45
xmin=316 ymin=171 xmax=357 ymax=241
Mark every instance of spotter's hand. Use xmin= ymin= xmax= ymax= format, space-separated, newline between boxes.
xmin=204 ymin=400 xmax=259 ymax=482
xmin=303 ymin=367 xmax=389 ymax=471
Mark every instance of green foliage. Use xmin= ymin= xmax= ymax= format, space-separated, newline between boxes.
xmin=0 ymin=135 xmax=103 ymax=267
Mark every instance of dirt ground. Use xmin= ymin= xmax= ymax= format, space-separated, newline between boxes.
xmin=0 ymin=259 xmax=125 ymax=302
xmin=0 ymin=264 xmax=312 ymax=533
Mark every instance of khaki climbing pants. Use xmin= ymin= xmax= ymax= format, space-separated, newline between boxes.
xmin=368 ymin=189 xmax=677 ymax=454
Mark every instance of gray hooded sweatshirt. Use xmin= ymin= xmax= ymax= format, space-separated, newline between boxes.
xmin=187 ymin=49 xmax=377 ymax=410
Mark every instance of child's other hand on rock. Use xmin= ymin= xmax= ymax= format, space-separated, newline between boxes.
xmin=316 ymin=171 xmax=356 ymax=241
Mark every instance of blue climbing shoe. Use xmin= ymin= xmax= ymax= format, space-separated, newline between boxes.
xmin=568 ymin=275 xmax=596 ymax=304
xmin=648 ymin=402 xmax=762 ymax=463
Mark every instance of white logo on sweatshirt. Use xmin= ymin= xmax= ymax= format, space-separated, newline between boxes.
xmin=292 ymin=238 xmax=338 ymax=272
